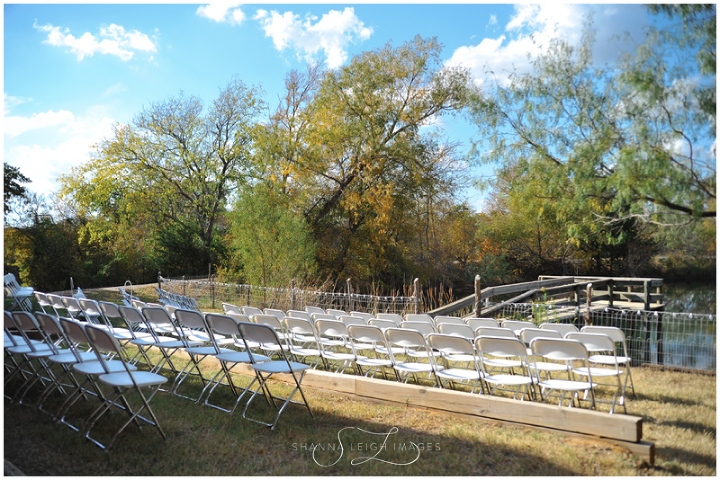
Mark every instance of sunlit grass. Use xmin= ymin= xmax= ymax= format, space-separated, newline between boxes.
xmin=4 ymin=350 xmax=715 ymax=476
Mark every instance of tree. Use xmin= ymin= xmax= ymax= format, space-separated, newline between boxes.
xmin=258 ymin=36 xmax=472 ymax=286
xmin=468 ymin=13 xmax=715 ymax=274
xmin=225 ymin=185 xmax=317 ymax=287
xmin=60 ymin=77 xmax=265 ymax=277
xmin=4 ymin=164 xmax=30 ymax=215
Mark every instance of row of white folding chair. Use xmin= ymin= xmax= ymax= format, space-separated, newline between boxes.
xmin=174 ymin=310 xmax=313 ymax=429
xmin=4 ymin=310 xmax=169 ymax=450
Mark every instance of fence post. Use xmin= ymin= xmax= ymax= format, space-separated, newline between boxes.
xmin=182 ymin=275 xmax=187 ymax=296
xmin=291 ymin=278 xmax=296 ymax=311
xmin=584 ymin=283 xmax=593 ymax=326
xmin=346 ymin=278 xmax=352 ymax=312
xmin=474 ymin=275 xmax=482 ymax=317
xmin=157 ymin=271 xmax=162 ymax=291
xmin=413 ymin=278 xmax=420 ymax=314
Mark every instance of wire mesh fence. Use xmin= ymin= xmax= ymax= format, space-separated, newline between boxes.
xmin=493 ymin=303 xmax=716 ymax=372
xmin=158 ymin=276 xmax=421 ymax=315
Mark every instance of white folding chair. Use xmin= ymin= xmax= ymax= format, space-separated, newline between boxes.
xmin=350 ymin=311 xmax=374 ymax=321
xmin=172 ymin=309 xmax=233 ymax=401
xmin=141 ymin=306 xmax=204 ymax=376
xmin=238 ymin=322 xmax=314 ymax=430
xmin=33 ymin=292 xmax=53 ymax=314
xmin=427 ymin=333 xmax=483 ymax=394
xmin=384 ymin=327 xmax=441 ymax=385
xmin=437 ymin=322 xmax=475 ymax=340
xmin=368 ymin=318 xmax=397 ymax=331
xmin=475 ymin=336 xmax=535 ymax=400
xmin=519 ymin=328 xmax=569 ymax=380
xmin=55 ymin=318 xmax=139 ymax=433
xmin=566 ymin=332 xmax=626 ymax=413
xmin=466 ymin=317 xmax=499 ymax=330
xmin=375 ymin=312 xmax=404 ymax=326
xmin=264 ymin=308 xmax=287 ymax=323
xmin=326 ymin=308 xmax=348 ymax=318
xmin=282 ymin=316 xmax=323 ymax=369
xmin=580 ymin=325 xmax=636 ymax=399
xmin=83 ymin=324 xmax=169 ymax=451
xmin=4 ymin=273 xmax=33 ymax=312
xmin=242 ymin=306 xmax=264 ymax=318
xmin=346 ymin=324 xmax=394 ymax=380
xmin=539 ymin=322 xmax=579 ymax=336
xmin=201 ymin=313 xmax=268 ymax=414
xmin=339 ymin=315 xmax=367 ymax=327
xmin=305 ymin=305 xmax=325 ymax=317
xmin=34 ymin=313 xmax=97 ymax=416
xmin=530 ymin=337 xmax=596 ymax=409
xmin=222 ymin=303 xmax=243 ymax=315
xmin=400 ymin=320 xmax=435 ymax=337
xmin=314 ymin=319 xmax=358 ymax=374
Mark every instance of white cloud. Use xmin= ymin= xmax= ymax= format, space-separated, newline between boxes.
xmin=33 ymin=21 xmax=157 ymax=61
xmin=446 ymin=4 xmax=649 ymax=88
xmin=196 ymin=1 xmax=246 ymax=25
xmin=254 ymin=7 xmax=372 ymax=69
xmin=4 ymin=107 xmax=116 ymax=195
xmin=4 ymin=109 xmax=76 ymax=138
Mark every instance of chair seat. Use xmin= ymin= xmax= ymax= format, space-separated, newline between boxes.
xmin=484 ymin=373 xmax=533 ymax=386
xmin=48 ymin=351 xmax=98 ymax=364
xmin=99 ymin=371 xmax=168 ymax=388
xmin=185 ymin=346 xmax=233 ymax=356
xmin=74 ymin=359 xmax=137 ymax=375
xmin=215 ymin=351 xmax=254 ymax=364
xmin=253 ymin=360 xmax=310 ymax=374
xmin=436 ymin=367 xmax=481 ymax=381
xmin=393 ymin=362 xmax=438 ymax=374
xmin=539 ymin=378 xmax=596 ymax=391
xmin=27 ymin=347 xmax=74 ymax=358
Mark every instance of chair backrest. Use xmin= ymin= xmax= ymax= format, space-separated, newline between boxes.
xmin=46 ymin=294 xmax=67 ymax=313
xmin=427 ymin=332 xmax=476 ymax=356
xmin=242 ymin=306 xmax=264 ymax=318
xmin=311 ymin=313 xmax=337 ymax=323
xmin=540 ymin=322 xmax=579 ymax=336
xmin=117 ymin=305 xmax=147 ymax=334
xmin=305 ymin=306 xmax=325 ymax=316
xmin=98 ymin=301 xmax=123 ymax=320
xmin=466 ymin=318 xmax=499 ymax=330
xmin=475 ymin=326 xmax=516 ymax=338
xmin=368 ymin=318 xmax=398 ymax=330
xmin=10 ymin=311 xmax=45 ymax=350
xmin=264 ymin=308 xmax=287 ymax=322
xmin=404 ymin=313 xmax=434 ymax=324
xmin=399 ymin=321 xmax=435 ymax=337
xmin=530 ymin=337 xmax=589 ymax=362
xmin=286 ymin=310 xmax=311 ymax=321
xmin=238 ymin=322 xmax=287 ymax=364
xmin=346 ymin=324 xmax=386 ymax=345
xmin=84 ymin=324 xmax=132 ymax=374
xmin=315 ymin=319 xmax=349 ymax=340
xmin=175 ymin=308 xmax=208 ymax=331
xmin=326 ymin=309 xmax=348 ymax=318
xmin=518 ymin=327 xmax=562 ymax=346
xmin=221 ymin=303 xmax=242 ymax=315
xmin=282 ymin=316 xmax=318 ymax=338
xmin=580 ymin=326 xmax=626 ymax=345
xmin=437 ymin=322 xmax=475 ymax=339
xmin=476 ymin=335 xmax=528 ymax=359
xmin=4 ymin=273 xmax=19 ymax=291
xmin=566 ymin=332 xmax=616 ymax=354
xmin=339 ymin=315 xmax=366 ymax=327
xmin=384 ymin=327 xmax=429 ymax=349
xmin=374 ymin=313 xmax=404 ymax=325
xmin=501 ymin=320 xmax=536 ymax=334
xmin=33 ymin=312 xmax=69 ymax=350
xmin=350 ymin=311 xmax=374 ymax=321
xmin=252 ymin=314 xmax=284 ymax=331
xmin=433 ymin=316 xmax=465 ymax=326
xmin=205 ymin=313 xmax=245 ymax=339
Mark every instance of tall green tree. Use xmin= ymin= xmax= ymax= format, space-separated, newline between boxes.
xmin=60 ymin=77 xmax=265 ymax=278
xmin=4 ymin=164 xmax=30 ymax=215
xmin=468 ymin=12 xmax=715 ymax=274
xmin=257 ymin=36 xmax=472 ymax=286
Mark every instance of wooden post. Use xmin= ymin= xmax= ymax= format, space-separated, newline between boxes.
xmin=474 ymin=275 xmax=482 ymax=317
xmin=291 ymin=278 xmax=296 ymax=311
xmin=413 ymin=278 xmax=420 ymax=314
xmin=346 ymin=278 xmax=353 ymax=312
xmin=157 ymin=271 xmax=162 ymax=291
xmin=584 ymin=283 xmax=593 ymax=326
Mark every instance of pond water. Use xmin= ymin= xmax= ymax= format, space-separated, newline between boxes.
xmin=663 ymin=281 xmax=716 ymax=315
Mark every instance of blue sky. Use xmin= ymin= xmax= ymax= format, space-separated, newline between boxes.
xmin=4 ymin=3 xmax=655 ymax=211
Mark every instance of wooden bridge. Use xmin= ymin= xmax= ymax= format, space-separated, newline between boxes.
xmin=428 ymin=275 xmax=665 ymax=320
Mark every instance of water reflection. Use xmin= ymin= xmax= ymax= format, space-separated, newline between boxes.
xmin=663 ymin=282 xmax=716 ymax=315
